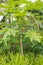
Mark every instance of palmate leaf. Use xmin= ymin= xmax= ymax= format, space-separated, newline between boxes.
xmin=14 ymin=12 xmax=26 ymax=17
xmin=0 ymin=28 xmax=19 ymax=41
xmin=25 ymin=30 xmax=42 ymax=42
xmin=2 ymin=28 xmax=19 ymax=41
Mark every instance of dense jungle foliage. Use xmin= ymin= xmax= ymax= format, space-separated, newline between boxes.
xmin=0 ymin=0 xmax=43 ymax=65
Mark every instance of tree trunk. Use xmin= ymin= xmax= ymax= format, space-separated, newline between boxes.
xmin=20 ymin=35 xmax=23 ymax=55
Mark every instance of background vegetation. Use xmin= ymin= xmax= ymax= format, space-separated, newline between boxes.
xmin=0 ymin=0 xmax=43 ymax=65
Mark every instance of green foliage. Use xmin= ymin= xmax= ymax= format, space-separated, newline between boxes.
xmin=25 ymin=30 xmax=42 ymax=42
xmin=0 ymin=0 xmax=43 ymax=59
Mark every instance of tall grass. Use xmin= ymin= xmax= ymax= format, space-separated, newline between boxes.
xmin=0 ymin=53 xmax=43 ymax=65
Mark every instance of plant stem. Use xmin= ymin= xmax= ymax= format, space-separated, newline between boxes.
xmin=20 ymin=34 xmax=23 ymax=55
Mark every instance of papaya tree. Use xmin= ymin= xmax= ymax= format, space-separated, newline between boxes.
xmin=0 ymin=0 xmax=43 ymax=55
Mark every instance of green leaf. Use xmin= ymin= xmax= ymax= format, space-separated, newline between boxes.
xmin=25 ymin=30 xmax=42 ymax=42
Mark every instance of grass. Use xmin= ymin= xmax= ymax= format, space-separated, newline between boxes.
xmin=0 ymin=53 xmax=43 ymax=65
